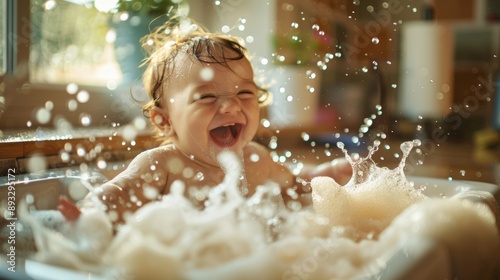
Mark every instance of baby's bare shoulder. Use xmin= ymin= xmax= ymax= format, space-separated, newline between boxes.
xmin=134 ymin=144 xmax=178 ymax=161
xmin=244 ymin=141 xmax=271 ymax=156
xmin=244 ymin=141 xmax=274 ymax=166
xmin=116 ymin=144 xmax=179 ymax=176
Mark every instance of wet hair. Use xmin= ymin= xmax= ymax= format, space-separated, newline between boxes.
xmin=140 ymin=17 xmax=269 ymax=142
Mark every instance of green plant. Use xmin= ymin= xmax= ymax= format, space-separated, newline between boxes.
xmin=92 ymin=0 xmax=186 ymax=15
xmin=272 ymin=28 xmax=332 ymax=66
xmin=116 ymin=0 xmax=185 ymax=15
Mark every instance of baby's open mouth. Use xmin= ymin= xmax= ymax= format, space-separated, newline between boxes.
xmin=209 ymin=123 xmax=242 ymax=147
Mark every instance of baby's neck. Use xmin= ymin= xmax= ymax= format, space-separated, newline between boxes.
xmin=173 ymin=146 xmax=217 ymax=170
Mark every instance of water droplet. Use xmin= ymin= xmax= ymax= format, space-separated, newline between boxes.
xmin=195 ymin=172 xmax=205 ymax=181
xmin=260 ymin=118 xmax=271 ymax=128
xmin=97 ymin=158 xmax=107 ymax=169
xmin=371 ymin=37 xmax=379 ymax=44
xmin=141 ymin=186 xmax=158 ymax=200
xmin=36 ymin=108 xmax=51 ymax=124
xmin=77 ymin=90 xmax=90 ymax=103
xmin=60 ymin=152 xmax=70 ymax=162
xmin=67 ymin=100 xmax=78 ymax=111
xmin=133 ymin=117 xmax=147 ymax=130
xmin=268 ymin=136 xmax=278 ymax=150
xmin=27 ymin=154 xmax=47 ymax=174
xmin=200 ymin=68 xmax=214 ymax=81
xmin=336 ymin=142 xmax=345 ymax=149
xmin=66 ymin=83 xmax=78 ymax=94
xmin=45 ymin=101 xmax=54 ymax=111
xmin=306 ymin=70 xmax=316 ymax=79
xmin=183 ymin=167 xmax=194 ymax=178
xmin=279 ymin=155 xmax=286 ymax=163
xmin=312 ymin=24 xmax=320 ymax=31
xmin=301 ymin=132 xmax=310 ymax=141
xmin=78 ymin=114 xmax=92 ymax=127
xmin=153 ymin=115 xmax=163 ymax=125
xmin=250 ymin=153 xmax=260 ymax=162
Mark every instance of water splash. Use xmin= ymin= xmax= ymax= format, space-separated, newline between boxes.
xmin=18 ymin=141 xmax=500 ymax=280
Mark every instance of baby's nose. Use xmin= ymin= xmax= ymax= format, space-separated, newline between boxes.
xmin=219 ymin=96 xmax=241 ymax=114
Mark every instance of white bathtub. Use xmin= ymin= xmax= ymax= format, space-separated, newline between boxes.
xmin=0 ymin=170 xmax=498 ymax=280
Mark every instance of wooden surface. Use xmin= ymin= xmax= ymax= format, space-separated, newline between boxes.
xmin=271 ymin=134 xmax=500 ymax=186
xmin=1 ymin=127 xmax=499 ymax=187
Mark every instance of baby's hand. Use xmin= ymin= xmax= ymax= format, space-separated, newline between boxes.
xmin=309 ymin=158 xmax=353 ymax=185
xmin=58 ymin=196 xmax=81 ymax=221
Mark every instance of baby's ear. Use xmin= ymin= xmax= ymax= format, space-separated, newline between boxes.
xmin=149 ymin=108 xmax=175 ymax=138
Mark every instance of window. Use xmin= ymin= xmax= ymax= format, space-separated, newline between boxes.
xmin=0 ymin=0 xmax=148 ymax=131
xmin=30 ymin=0 xmax=122 ymax=86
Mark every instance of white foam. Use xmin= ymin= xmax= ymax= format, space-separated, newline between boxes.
xmin=22 ymin=141 xmax=500 ymax=279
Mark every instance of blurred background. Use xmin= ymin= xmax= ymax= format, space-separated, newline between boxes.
xmin=0 ymin=0 xmax=499 ymax=183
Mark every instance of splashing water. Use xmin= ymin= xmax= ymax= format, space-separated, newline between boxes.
xmin=19 ymin=141 xmax=500 ymax=279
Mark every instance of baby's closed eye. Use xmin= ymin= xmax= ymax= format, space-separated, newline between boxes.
xmin=237 ymin=90 xmax=256 ymax=99
xmin=199 ymin=93 xmax=217 ymax=99
xmin=193 ymin=93 xmax=217 ymax=103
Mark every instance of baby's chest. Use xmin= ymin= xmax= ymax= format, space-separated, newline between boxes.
xmin=161 ymin=163 xmax=271 ymax=198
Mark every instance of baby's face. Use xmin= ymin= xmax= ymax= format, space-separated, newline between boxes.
xmin=161 ymin=52 xmax=260 ymax=166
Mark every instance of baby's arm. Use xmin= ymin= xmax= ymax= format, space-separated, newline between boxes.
xmin=262 ymin=146 xmax=352 ymax=206
xmin=58 ymin=150 xmax=168 ymax=225
xmin=297 ymin=158 xmax=352 ymax=186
